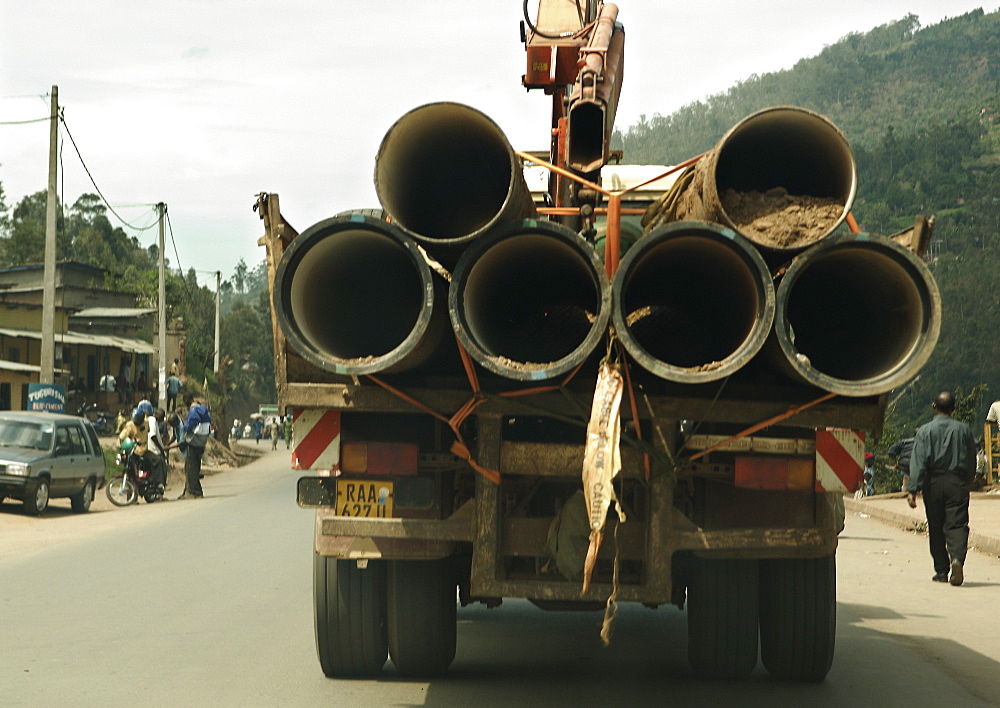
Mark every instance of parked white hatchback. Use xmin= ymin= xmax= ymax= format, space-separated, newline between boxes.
xmin=0 ymin=411 xmax=106 ymax=516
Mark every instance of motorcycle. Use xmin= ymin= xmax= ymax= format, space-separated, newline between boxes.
xmin=76 ymin=401 xmax=116 ymax=436
xmin=106 ymin=438 xmax=163 ymax=505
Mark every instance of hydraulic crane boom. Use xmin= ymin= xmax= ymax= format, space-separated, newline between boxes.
xmin=521 ymin=1 xmax=624 ymax=214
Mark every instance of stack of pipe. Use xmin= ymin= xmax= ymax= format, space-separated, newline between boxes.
xmin=616 ymin=106 xmax=940 ymax=396
xmin=273 ymin=102 xmax=609 ymax=381
xmin=273 ymin=102 xmax=940 ymax=397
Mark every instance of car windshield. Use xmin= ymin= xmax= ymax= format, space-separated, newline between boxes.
xmin=0 ymin=421 xmax=54 ymax=451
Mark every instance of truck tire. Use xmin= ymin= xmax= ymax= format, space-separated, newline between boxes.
xmin=313 ymin=555 xmax=388 ymax=677
xmin=387 ymin=558 xmax=456 ymax=677
xmin=687 ymin=557 xmax=759 ymax=679
xmin=759 ymin=555 xmax=836 ymax=682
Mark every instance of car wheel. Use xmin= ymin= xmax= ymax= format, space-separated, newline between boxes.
xmin=71 ymin=479 xmax=95 ymax=513
xmin=25 ymin=477 xmax=50 ymax=516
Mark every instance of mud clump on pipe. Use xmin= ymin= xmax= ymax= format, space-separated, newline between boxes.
xmin=643 ymin=106 xmax=857 ymax=254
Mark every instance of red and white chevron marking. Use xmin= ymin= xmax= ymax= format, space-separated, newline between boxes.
xmin=815 ymin=428 xmax=865 ymax=492
xmin=290 ymin=409 xmax=341 ymax=472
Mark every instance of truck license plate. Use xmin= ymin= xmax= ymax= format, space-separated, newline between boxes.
xmin=335 ymin=480 xmax=394 ymax=518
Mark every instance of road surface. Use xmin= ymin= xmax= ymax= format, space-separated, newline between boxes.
xmin=1 ymin=448 xmax=998 ymax=706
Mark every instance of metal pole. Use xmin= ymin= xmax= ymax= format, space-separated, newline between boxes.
xmin=214 ymin=270 xmax=221 ymax=373
xmin=40 ymin=86 xmax=58 ymax=385
xmin=157 ymin=203 xmax=167 ymax=410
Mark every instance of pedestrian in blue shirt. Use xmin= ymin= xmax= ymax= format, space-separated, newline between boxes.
xmin=181 ymin=392 xmax=212 ymax=499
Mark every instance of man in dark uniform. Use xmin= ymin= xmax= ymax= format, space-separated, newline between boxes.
xmin=907 ymin=391 xmax=976 ymax=586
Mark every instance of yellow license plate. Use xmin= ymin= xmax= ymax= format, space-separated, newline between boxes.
xmin=335 ymin=480 xmax=394 ymax=518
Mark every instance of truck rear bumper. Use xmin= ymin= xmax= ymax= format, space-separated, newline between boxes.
xmin=313 ymin=488 xmax=838 ymax=604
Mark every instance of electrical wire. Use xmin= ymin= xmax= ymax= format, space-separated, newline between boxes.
xmin=164 ymin=208 xmax=219 ymax=346
xmin=59 ymin=115 xmax=158 ymax=233
xmin=0 ymin=117 xmax=49 ymax=125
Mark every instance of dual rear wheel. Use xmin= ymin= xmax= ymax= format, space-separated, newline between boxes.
xmin=686 ymin=555 xmax=836 ymax=681
xmin=313 ymin=555 xmax=456 ymax=678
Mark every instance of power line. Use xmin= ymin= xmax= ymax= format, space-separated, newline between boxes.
xmin=0 ymin=116 xmax=48 ymax=125
xmin=59 ymin=114 xmax=158 ymax=233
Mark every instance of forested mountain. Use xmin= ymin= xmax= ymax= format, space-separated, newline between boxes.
xmin=614 ymin=8 xmax=1000 ymax=437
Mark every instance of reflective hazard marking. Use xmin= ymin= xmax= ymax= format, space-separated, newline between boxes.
xmin=291 ymin=409 xmax=341 ymax=471
xmin=815 ymin=429 xmax=865 ymax=492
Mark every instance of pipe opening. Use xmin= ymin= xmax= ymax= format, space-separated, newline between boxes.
xmin=375 ymin=104 xmax=517 ymax=241
xmin=782 ymin=248 xmax=926 ymax=382
xmin=568 ymin=101 xmax=605 ymax=173
xmin=715 ymin=108 xmax=856 ymax=206
xmin=287 ymin=227 xmax=425 ymax=362
xmin=460 ymin=233 xmax=603 ymax=370
xmin=620 ymin=237 xmax=762 ymax=369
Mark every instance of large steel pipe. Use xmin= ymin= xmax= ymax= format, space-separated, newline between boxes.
xmin=450 ymin=220 xmax=610 ymax=381
xmin=274 ymin=214 xmax=446 ymax=375
xmin=374 ymin=102 xmax=537 ymax=265
xmin=646 ymin=106 xmax=857 ymax=253
xmin=612 ymin=221 xmax=775 ymax=383
xmin=774 ymin=233 xmax=941 ymax=396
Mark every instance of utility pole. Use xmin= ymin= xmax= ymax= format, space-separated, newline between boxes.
xmin=157 ymin=202 xmax=167 ymax=410
xmin=40 ymin=86 xmax=58 ymax=384
xmin=214 ymin=270 xmax=221 ymax=373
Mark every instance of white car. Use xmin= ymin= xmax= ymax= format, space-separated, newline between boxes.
xmin=0 ymin=412 xmax=106 ymax=516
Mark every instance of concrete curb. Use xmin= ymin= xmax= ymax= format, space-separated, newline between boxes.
xmin=844 ymin=497 xmax=1000 ymax=560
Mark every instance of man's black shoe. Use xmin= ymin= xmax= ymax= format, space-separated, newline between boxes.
xmin=932 ymin=572 xmax=948 ymax=582
xmin=950 ymin=560 xmax=964 ymax=586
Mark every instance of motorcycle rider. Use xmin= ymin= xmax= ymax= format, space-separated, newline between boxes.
xmin=117 ymin=400 xmax=166 ymax=495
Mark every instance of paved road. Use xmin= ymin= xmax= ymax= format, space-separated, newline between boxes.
xmin=1 ymin=451 xmax=999 ymax=706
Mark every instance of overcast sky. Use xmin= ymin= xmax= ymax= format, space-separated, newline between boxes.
xmin=1 ymin=1 xmax=996 ymax=286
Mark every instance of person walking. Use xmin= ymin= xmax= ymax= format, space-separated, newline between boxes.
xmin=283 ymin=415 xmax=292 ymax=450
xmin=269 ymin=417 xmax=280 ymax=450
xmin=907 ymin=391 xmax=977 ymax=586
xmin=165 ymin=373 xmax=182 ymax=412
xmin=181 ymin=392 xmax=212 ymax=499
xmin=253 ymin=418 xmax=264 ymax=444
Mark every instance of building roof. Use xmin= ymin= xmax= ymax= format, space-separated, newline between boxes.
xmin=0 ymin=326 xmax=157 ymax=355
xmin=0 ymin=359 xmax=70 ymax=375
xmin=71 ymin=307 xmax=157 ymax=319
xmin=0 ymin=260 xmax=105 ymax=277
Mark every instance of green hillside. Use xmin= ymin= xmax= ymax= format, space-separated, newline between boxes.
xmin=614 ymin=8 xmax=1000 ymax=436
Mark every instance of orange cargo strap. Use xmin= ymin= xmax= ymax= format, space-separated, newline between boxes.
xmin=364 ymin=372 xmax=501 ymax=485
xmin=688 ymin=392 xmax=838 ymax=462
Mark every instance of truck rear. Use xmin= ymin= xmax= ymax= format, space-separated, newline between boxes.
xmin=258 ymin=1 xmax=940 ymax=682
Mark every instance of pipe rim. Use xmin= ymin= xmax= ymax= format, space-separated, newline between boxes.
xmin=612 ymin=221 xmax=776 ymax=383
xmin=774 ymin=232 xmax=941 ymax=396
xmin=449 ymin=219 xmax=611 ymax=381
xmin=373 ymin=101 xmax=531 ymax=253
xmin=274 ymin=214 xmax=436 ymax=375
xmin=713 ymin=105 xmax=858 ymax=253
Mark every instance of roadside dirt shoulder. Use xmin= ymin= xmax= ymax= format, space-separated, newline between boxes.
xmin=0 ymin=443 xmax=281 ymax=563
